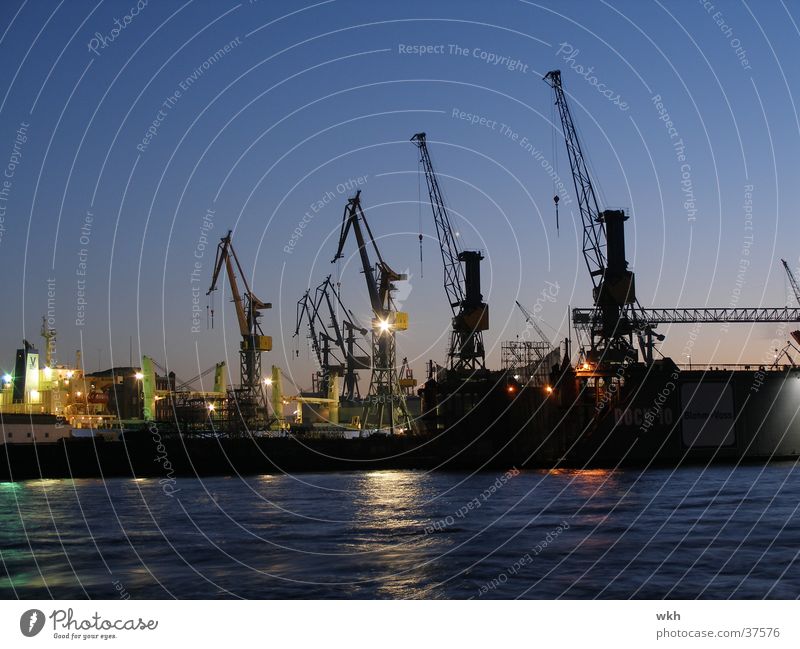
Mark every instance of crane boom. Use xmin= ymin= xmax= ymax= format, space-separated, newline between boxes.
xmin=411 ymin=133 xmax=466 ymax=310
xmin=412 ymin=132 xmax=488 ymax=371
xmin=333 ymin=191 xmax=386 ymax=315
xmin=781 ymin=259 xmax=800 ymax=305
xmin=515 ymin=300 xmax=551 ymax=347
xmin=543 ymin=70 xmax=606 ymax=288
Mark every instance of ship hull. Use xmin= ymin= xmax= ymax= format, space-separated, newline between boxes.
xmin=2 ymin=364 xmax=798 ymax=480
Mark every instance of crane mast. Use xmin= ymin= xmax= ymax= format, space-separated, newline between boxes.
xmin=544 ymin=70 xmax=643 ymax=365
xmin=412 ymin=132 xmax=488 ymax=372
xmin=207 ymin=230 xmax=272 ymax=425
xmin=332 ymin=191 xmax=413 ymax=432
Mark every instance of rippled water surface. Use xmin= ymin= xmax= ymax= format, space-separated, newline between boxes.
xmin=1 ymin=464 xmax=798 ymax=598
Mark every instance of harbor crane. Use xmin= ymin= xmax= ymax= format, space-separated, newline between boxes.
xmin=294 ymin=274 xmax=370 ymax=400
xmin=412 ymin=132 xmax=489 ymax=373
xmin=207 ymin=230 xmax=272 ymax=425
xmin=294 ymin=287 xmax=330 ymax=391
xmin=544 ymin=70 xmax=656 ymax=367
xmin=332 ymin=190 xmax=413 ymax=432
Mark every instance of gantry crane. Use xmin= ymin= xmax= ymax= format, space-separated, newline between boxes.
xmin=294 ymin=274 xmax=370 ymax=400
xmin=332 ymin=190 xmax=413 ymax=432
xmin=544 ymin=70 xmax=652 ymax=366
xmin=412 ymin=132 xmax=488 ymax=372
xmin=207 ymin=230 xmax=272 ymax=425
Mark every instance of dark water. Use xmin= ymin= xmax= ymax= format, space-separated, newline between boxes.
xmin=1 ymin=464 xmax=798 ymax=599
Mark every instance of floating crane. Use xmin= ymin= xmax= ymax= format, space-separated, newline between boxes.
xmin=294 ymin=275 xmax=370 ymax=400
xmin=207 ymin=230 xmax=272 ymax=425
xmin=412 ymin=132 xmax=488 ymax=372
xmin=544 ymin=70 xmax=652 ymax=366
xmin=332 ymin=190 xmax=413 ymax=432
xmin=773 ymin=340 xmax=800 ymax=368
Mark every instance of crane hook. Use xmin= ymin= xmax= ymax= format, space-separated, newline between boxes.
xmin=418 ymin=233 xmax=423 ymax=278
xmin=553 ymin=194 xmax=560 ymax=236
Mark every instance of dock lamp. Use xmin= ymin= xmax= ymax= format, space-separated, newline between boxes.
xmin=2 ymin=373 xmax=11 ymax=386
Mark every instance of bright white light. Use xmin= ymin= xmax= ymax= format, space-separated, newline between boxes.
xmin=263 ymin=378 xmax=272 ymax=386
xmin=66 ymin=371 xmax=74 ymax=379
xmin=207 ymin=403 xmax=216 ymax=412
xmin=378 ymin=319 xmax=391 ymax=333
xmin=134 ymin=372 xmax=144 ymax=380
xmin=43 ymin=366 xmax=52 ymax=379
xmin=30 ymin=390 xmax=40 ymax=400
xmin=2 ymin=373 xmax=11 ymax=384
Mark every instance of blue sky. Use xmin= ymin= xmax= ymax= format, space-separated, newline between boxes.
xmin=1 ymin=0 xmax=799 ymax=387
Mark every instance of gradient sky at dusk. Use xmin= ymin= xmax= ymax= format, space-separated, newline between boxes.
xmin=2 ymin=0 xmax=800 ymax=388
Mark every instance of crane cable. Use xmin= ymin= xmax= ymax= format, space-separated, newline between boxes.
xmin=418 ymin=155 xmax=424 ymax=278
xmin=551 ymin=96 xmax=560 ymax=236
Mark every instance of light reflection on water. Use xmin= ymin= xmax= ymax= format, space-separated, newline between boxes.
xmin=0 ymin=464 xmax=798 ymax=599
